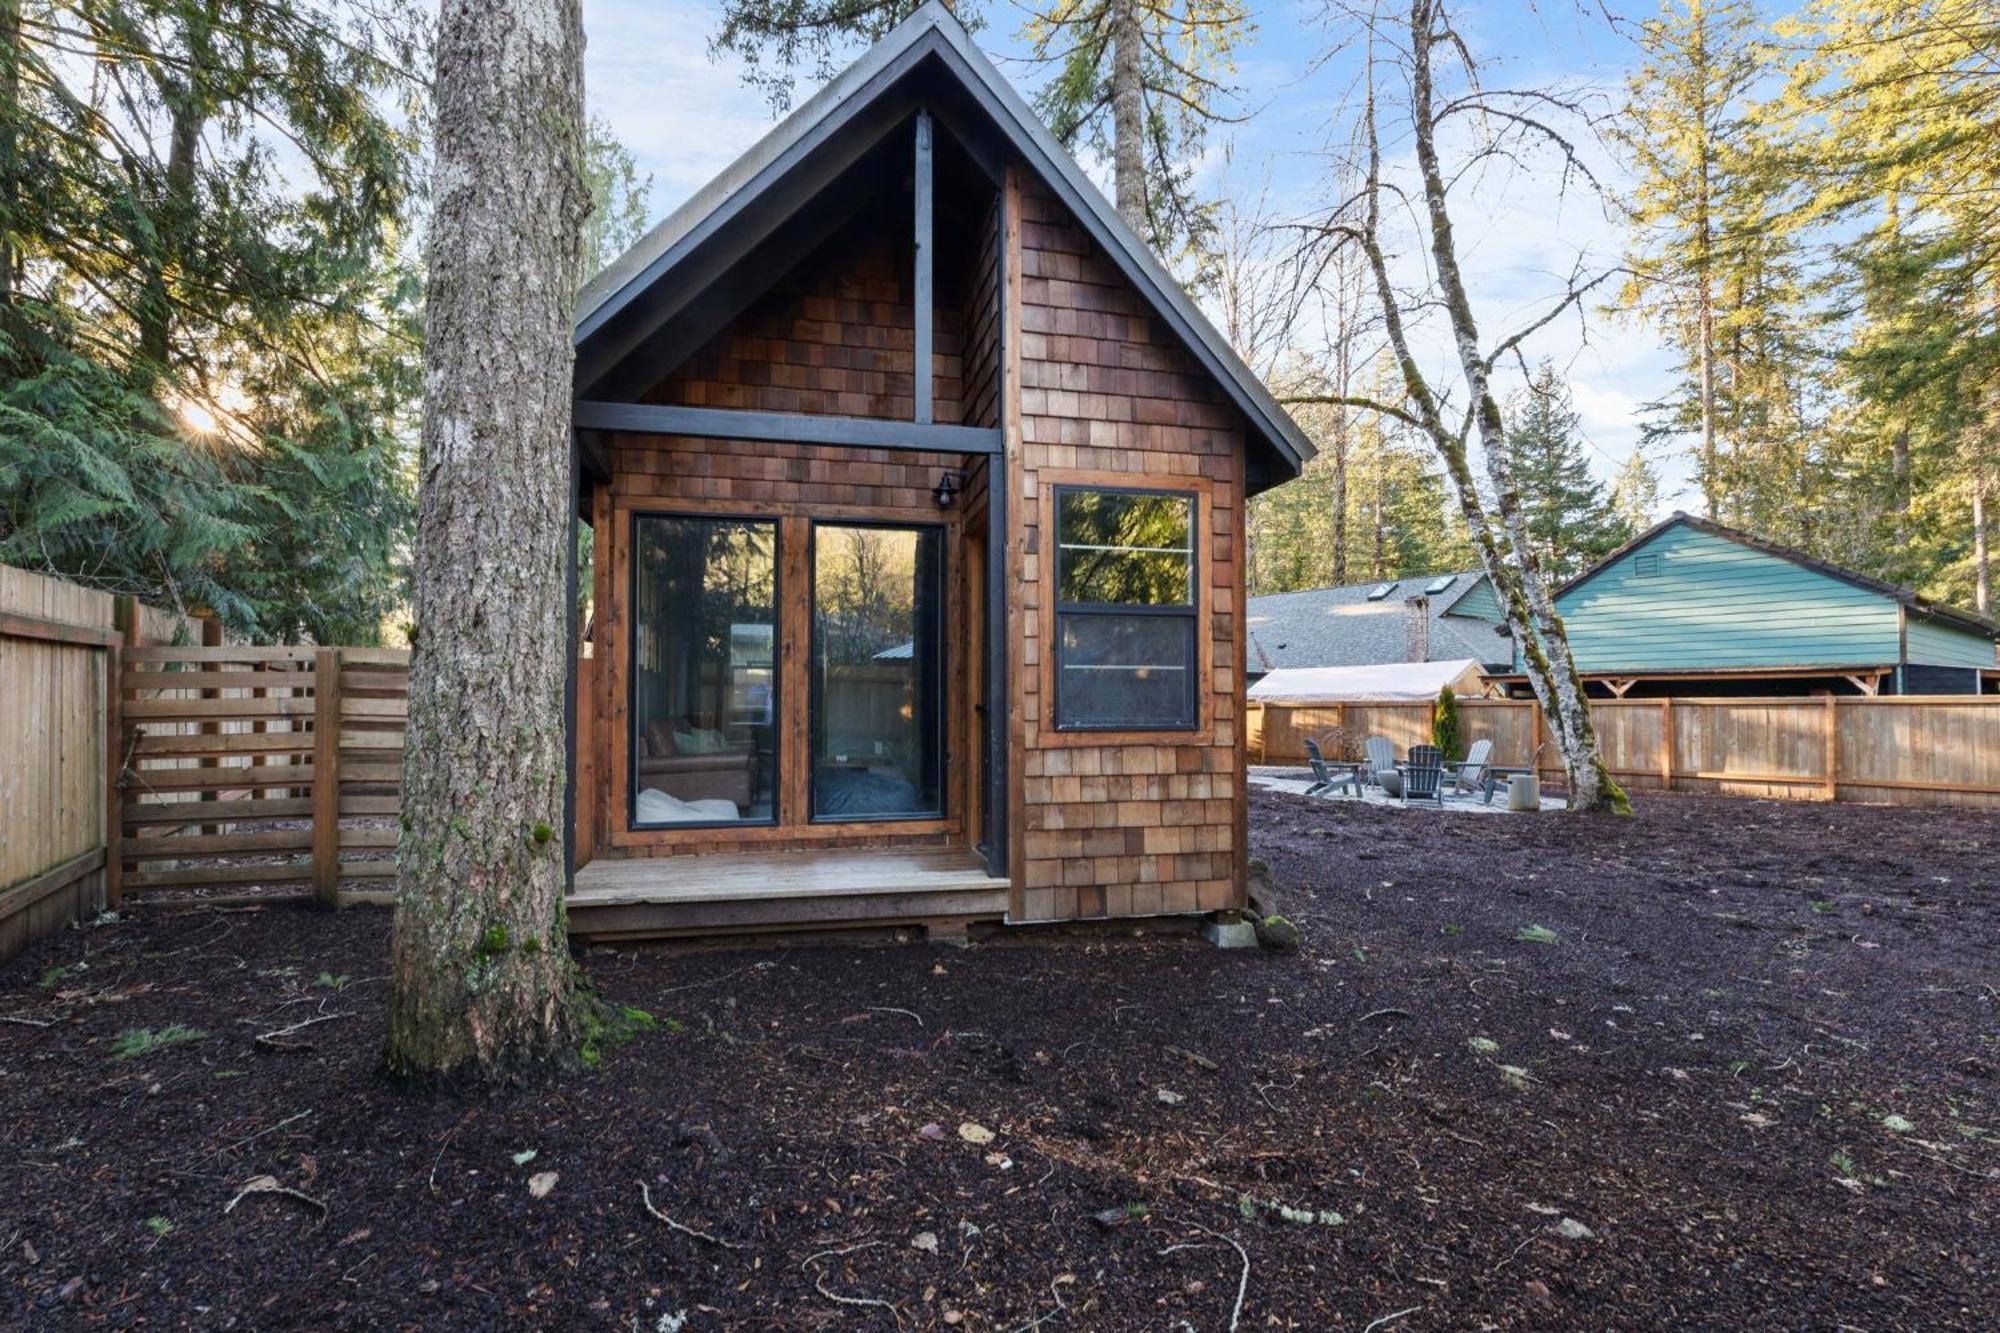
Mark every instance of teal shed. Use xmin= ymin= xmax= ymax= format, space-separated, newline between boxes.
xmin=1481 ymin=514 xmax=1998 ymax=697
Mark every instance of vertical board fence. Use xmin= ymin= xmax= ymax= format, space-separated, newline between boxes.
xmin=1250 ymin=695 xmax=2000 ymax=809
xmin=118 ymin=648 xmax=409 ymax=910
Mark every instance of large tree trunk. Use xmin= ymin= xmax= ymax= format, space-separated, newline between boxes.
xmin=1975 ymin=479 xmax=1990 ymax=615
xmin=385 ymin=0 xmax=588 ymax=1087
xmin=1110 ymin=0 xmax=1145 ymax=232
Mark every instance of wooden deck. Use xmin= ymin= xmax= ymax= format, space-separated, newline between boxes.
xmin=566 ymin=846 xmax=1010 ymax=940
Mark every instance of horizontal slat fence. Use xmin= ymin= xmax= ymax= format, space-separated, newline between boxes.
xmin=117 ymin=648 xmax=409 ymax=907
xmin=1250 ymin=695 xmax=2000 ymax=809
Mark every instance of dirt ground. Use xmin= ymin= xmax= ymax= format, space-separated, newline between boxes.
xmin=3 ymin=789 xmax=1996 ymax=1330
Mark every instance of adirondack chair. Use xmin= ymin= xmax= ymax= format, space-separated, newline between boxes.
xmin=1401 ymin=744 xmax=1446 ymax=807
xmin=1305 ymin=738 xmax=1361 ymax=798
xmin=1443 ymin=738 xmax=1494 ymax=800
xmin=1363 ymin=735 xmax=1400 ymax=796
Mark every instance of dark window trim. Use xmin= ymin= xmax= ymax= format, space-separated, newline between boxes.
xmin=808 ymin=517 xmax=950 ymax=824
xmin=627 ymin=509 xmax=783 ymax=832
xmin=1052 ymin=484 xmax=1200 ymax=733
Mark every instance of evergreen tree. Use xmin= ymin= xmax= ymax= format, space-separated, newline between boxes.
xmin=581 ymin=115 xmax=654 ymax=283
xmin=708 ymin=0 xmax=1247 ymax=270
xmin=0 ymin=0 xmax=425 ymax=640
xmin=1609 ymin=448 xmax=1661 ymax=535
xmin=1506 ymin=362 xmax=1632 ymax=580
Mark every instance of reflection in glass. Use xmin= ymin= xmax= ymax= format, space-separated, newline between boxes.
xmin=812 ymin=524 xmax=943 ymax=820
xmin=1055 ymin=488 xmax=1199 ymax=730
xmin=630 ymin=516 xmax=777 ymax=826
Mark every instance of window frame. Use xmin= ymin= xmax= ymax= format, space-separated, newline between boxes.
xmin=626 ymin=509 xmax=784 ymax=832
xmin=807 ymin=518 xmax=950 ymax=824
xmin=1051 ymin=484 xmax=1201 ymax=734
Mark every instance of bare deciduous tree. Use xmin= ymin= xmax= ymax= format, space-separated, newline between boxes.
xmin=1291 ymin=0 xmax=1629 ymax=814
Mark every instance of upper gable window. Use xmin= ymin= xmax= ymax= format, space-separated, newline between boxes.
xmin=1054 ymin=487 xmax=1198 ymax=730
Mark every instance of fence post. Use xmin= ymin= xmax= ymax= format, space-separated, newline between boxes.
xmin=104 ymin=596 xmax=141 ymax=910
xmin=312 ymin=647 xmax=342 ymax=906
xmin=1822 ymin=693 xmax=1838 ymax=802
xmin=1659 ymin=697 xmax=1674 ymax=791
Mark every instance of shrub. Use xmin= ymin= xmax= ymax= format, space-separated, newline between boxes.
xmin=1432 ymin=685 xmax=1464 ymax=762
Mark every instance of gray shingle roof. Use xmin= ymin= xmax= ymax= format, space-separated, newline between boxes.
xmin=1246 ymin=573 xmax=1512 ymax=673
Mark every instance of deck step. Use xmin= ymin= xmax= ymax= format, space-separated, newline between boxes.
xmin=565 ymin=846 xmax=1008 ymax=940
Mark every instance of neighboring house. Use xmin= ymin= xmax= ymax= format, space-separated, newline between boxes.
xmin=1247 ymin=659 xmax=1487 ymax=705
xmin=561 ymin=5 xmax=1311 ymax=938
xmin=1486 ymin=513 xmax=2000 ymax=698
xmin=1245 ymin=571 xmax=1511 ymax=683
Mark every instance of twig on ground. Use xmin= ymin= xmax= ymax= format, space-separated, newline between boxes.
xmin=1164 ymin=1218 xmax=1249 ymax=1331
xmin=1364 ymin=1307 xmax=1422 ymax=1333
xmin=865 ymin=1006 xmax=924 ymax=1027
xmin=253 ymin=1011 xmax=352 ymax=1051
xmin=224 ymin=1174 xmax=328 ymax=1229
xmin=0 ymin=1014 xmax=55 ymax=1028
xmin=430 ymin=1110 xmax=474 ymax=1194
xmin=1359 ymin=1008 xmax=1414 ymax=1023
xmin=213 ymin=1109 xmax=313 ymax=1160
xmin=638 ymin=1181 xmax=746 ymax=1250
xmin=799 ymin=1238 xmax=899 ymax=1322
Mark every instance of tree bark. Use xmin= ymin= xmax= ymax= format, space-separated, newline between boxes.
xmin=137 ymin=4 xmax=215 ymax=373
xmin=385 ymin=0 xmax=588 ymax=1087
xmin=1110 ymin=0 xmax=1146 ymax=233
xmin=1975 ymin=480 xmax=1990 ymax=616
xmin=0 ymin=0 xmax=19 ymax=308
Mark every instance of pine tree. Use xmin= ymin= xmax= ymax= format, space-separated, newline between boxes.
xmin=1609 ymin=448 xmax=1661 ymax=535
xmin=1506 ymin=362 xmax=1632 ymax=580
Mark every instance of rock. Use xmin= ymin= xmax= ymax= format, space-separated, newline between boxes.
xmin=1246 ymin=859 xmax=1283 ymax=918
xmin=21 ymin=1240 xmax=38 ymax=1266
xmin=1254 ymin=914 xmax=1302 ymax=953
xmin=1554 ymin=1217 xmax=1595 ymax=1240
xmin=918 ymin=1122 xmax=946 ymax=1141
xmin=1090 ymin=1207 xmax=1131 ymax=1230
xmin=1156 ymin=1088 xmax=1184 ymax=1106
xmin=957 ymin=1122 xmax=995 ymax=1146
xmin=1200 ymin=915 xmax=1258 ymax=950
xmin=910 ymin=1230 xmax=939 ymax=1254
xmin=527 ymin=1172 xmax=558 ymax=1199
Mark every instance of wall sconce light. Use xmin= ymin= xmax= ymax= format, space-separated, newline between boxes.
xmin=933 ymin=469 xmax=965 ymax=508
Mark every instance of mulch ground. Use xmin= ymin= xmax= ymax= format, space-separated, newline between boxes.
xmin=3 ymin=790 xmax=1997 ymax=1331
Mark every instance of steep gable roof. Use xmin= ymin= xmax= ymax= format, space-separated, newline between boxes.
xmin=573 ymin=2 xmax=1311 ymax=490
xmin=1563 ymin=512 xmax=1999 ymax=640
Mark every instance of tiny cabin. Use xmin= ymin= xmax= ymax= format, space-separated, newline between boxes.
xmin=1485 ymin=514 xmax=2000 ymax=698
xmin=562 ymin=5 xmax=1311 ymax=939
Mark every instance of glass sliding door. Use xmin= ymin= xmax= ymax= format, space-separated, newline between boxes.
xmin=811 ymin=523 xmax=944 ymax=821
xmin=630 ymin=515 xmax=778 ymax=828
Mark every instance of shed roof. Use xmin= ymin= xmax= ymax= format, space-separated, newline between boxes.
xmin=1564 ymin=513 xmax=2000 ymax=641
xmin=1247 ymin=659 xmax=1485 ymax=703
xmin=572 ymin=2 xmax=1312 ymax=491
xmin=1246 ymin=572 xmax=1511 ymax=673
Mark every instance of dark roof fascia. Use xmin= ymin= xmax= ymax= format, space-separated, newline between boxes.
xmin=1558 ymin=512 xmax=2000 ymax=641
xmin=572 ymin=3 xmax=1312 ymax=489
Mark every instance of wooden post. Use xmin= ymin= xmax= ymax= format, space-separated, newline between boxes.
xmin=1822 ymin=693 xmax=1838 ymax=802
xmin=1659 ymin=697 xmax=1675 ymax=791
xmin=312 ymin=647 xmax=342 ymax=906
xmin=105 ymin=595 xmax=139 ymax=910
xmin=198 ymin=615 xmax=223 ymax=834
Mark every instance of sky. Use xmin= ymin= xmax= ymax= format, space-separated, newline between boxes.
xmin=580 ymin=0 xmax=1690 ymax=510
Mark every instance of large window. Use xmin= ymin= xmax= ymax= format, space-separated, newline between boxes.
xmin=812 ymin=523 xmax=944 ymax=820
xmin=630 ymin=515 xmax=778 ymax=827
xmin=1054 ymin=487 xmax=1198 ymax=730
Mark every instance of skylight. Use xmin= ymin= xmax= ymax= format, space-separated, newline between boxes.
xmin=1424 ymin=575 xmax=1455 ymax=595
xmin=1365 ymin=582 xmax=1398 ymax=601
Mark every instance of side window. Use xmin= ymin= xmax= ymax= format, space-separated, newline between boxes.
xmin=1053 ymin=487 xmax=1199 ymax=730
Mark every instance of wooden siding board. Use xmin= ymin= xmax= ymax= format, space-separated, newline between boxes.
xmin=1008 ymin=175 xmax=1248 ymax=923
xmin=1905 ymin=615 xmax=1996 ymax=669
xmin=1547 ymin=523 xmax=1904 ymax=672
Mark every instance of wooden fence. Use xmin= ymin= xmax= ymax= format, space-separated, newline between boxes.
xmin=118 ymin=647 xmax=409 ymax=908
xmin=1249 ymin=694 xmax=2000 ymax=809
xmin=0 ymin=568 xmax=218 ymax=960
